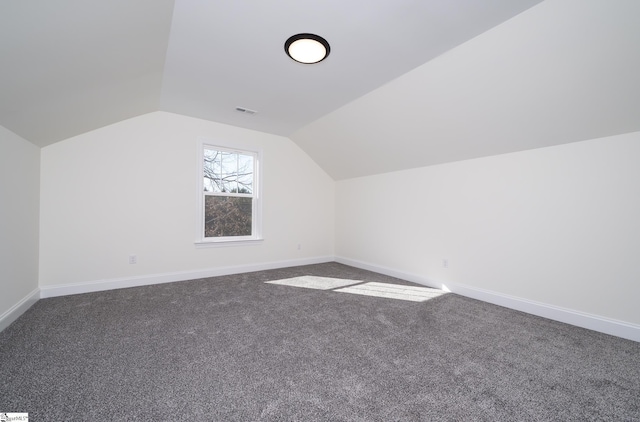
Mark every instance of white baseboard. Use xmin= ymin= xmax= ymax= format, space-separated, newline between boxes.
xmin=335 ymin=256 xmax=640 ymax=342
xmin=39 ymin=256 xmax=334 ymax=299
xmin=11 ymin=255 xmax=640 ymax=343
xmin=0 ymin=288 xmax=40 ymax=332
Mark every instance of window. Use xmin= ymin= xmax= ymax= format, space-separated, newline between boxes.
xmin=197 ymin=142 xmax=261 ymax=244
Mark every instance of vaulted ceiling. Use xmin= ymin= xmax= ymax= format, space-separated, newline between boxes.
xmin=2 ymin=1 xmax=639 ymax=179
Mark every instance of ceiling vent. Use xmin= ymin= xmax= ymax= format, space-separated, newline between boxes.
xmin=235 ymin=106 xmax=258 ymax=115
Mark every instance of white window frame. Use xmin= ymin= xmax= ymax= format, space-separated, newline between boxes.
xmin=195 ymin=139 xmax=263 ymax=247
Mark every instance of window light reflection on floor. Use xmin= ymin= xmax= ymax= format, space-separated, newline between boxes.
xmin=266 ymin=276 xmax=446 ymax=302
xmin=334 ymin=282 xmax=446 ymax=302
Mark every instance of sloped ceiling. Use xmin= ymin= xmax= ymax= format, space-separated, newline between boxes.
xmin=0 ymin=0 xmax=175 ymax=146
xmin=2 ymin=0 xmax=639 ymax=180
xmin=291 ymin=0 xmax=640 ymax=179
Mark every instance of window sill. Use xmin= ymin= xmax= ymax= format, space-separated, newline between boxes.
xmin=194 ymin=238 xmax=264 ymax=248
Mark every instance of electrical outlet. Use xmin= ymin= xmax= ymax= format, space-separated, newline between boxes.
xmin=297 ymin=244 xmax=302 ymax=250
xmin=442 ymin=258 xmax=449 ymax=269
xmin=129 ymin=255 xmax=137 ymax=264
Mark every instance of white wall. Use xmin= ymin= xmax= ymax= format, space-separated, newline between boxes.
xmin=39 ymin=112 xmax=334 ymax=288
xmin=0 ymin=125 xmax=40 ymax=325
xmin=336 ymin=132 xmax=640 ymax=326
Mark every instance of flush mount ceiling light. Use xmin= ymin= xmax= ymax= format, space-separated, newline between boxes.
xmin=285 ymin=33 xmax=330 ymax=64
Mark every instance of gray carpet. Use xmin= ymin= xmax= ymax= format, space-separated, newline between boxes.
xmin=1 ymin=262 xmax=639 ymax=421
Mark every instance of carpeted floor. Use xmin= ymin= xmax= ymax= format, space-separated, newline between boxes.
xmin=1 ymin=262 xmax=639 ymax=421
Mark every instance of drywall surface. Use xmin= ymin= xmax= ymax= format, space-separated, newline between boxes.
xmin=292 ymin=0 xmax=640 ymax=180
xmin=0 ymin=125 xmax=40 ymax=317
xmin=39 ymin=112 xmax=334 ymax=286
xmin=336 ymin=132 xmax=640 ymax=325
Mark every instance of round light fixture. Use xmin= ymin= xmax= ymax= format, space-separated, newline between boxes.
xmin=285 ymin=33 xmax=330 ymax=64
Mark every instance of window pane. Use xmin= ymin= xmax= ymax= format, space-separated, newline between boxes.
xmin=203 ymin=149 xmax=221 ymax=192
xmin=220 ymin=151 xmax=237 ymax=193
xmin=237 ymin=154 xmax=253 ymax=194
xmin=203 ymin=149 xmax=254 ymax=194
xmin=204 ymin=196 xmax=253 ymax=237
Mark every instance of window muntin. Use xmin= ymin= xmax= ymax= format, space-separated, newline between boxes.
xmin=199 ymin=144 xmax=260 ymax=243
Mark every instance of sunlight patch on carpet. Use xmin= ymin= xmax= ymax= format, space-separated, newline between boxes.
xmin=334 ymin=282 xmax=445 ymax=302
xmin=265 ymin=276 xmax=361 ymax=290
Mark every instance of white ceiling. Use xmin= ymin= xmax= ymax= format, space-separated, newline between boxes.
xmin=2 ymin=0 xmax=639 ymax=180
xmin=159 ymin=0 xmax=543 ymax=137
xmin=292 ymin=0 xmax=640 ymax=179
xmin=0 ymin=0 xmax=174 ymax=147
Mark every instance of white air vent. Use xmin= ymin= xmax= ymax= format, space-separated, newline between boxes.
xmin=235 ymin=106 xmax=258 ymax=115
